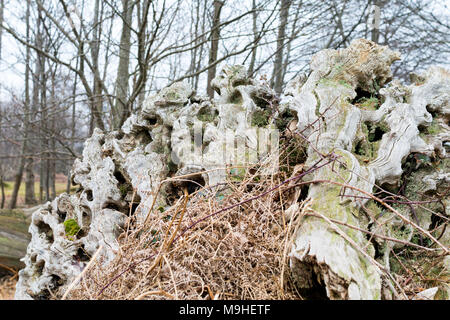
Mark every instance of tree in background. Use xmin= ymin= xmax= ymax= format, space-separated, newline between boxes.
xmin=206 ymin=0 xmax=224 ymax=99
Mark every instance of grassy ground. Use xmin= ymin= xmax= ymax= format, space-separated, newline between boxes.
xmin=2 ymin=181 xmax=76 ymax=208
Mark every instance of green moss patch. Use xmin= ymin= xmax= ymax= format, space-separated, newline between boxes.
xmin=419 ymin=119 xmax=441 ymax=136
xmin=163 ymin=89 xmax=181 ymax=101
xmin=251 ymin=109 xmax=271 ymax=127
xmin=64 ymin=219 xmax=81 ymax=240
xmin=119 ymin=182 xmax=132 ymax=198
xmin=354 ymin=97 xmax=380 ymax=110
xmin=197 ymin=106 xmax=218 ymax=123
xmin=228 ymin=168 xmax=246 ymax=182
xmin=352 ymin=120 xmax=389 ymax=164
xmin=318 ymin=78 xmax=352 ymax=89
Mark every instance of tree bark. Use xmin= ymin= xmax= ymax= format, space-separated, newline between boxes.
xmin=206 ymin=0 xmax=224 ymax=99
xmin=0 ymin=0 xmax=5 ymax=208
xmin=248 ymin=0 xmax=258 ymax=77
xmin=24 ymin=0 xmax=36 ymax=205
xmin=0 ymin=0 xmax=4 ymax=60
xmin=40 ymin=55 xmax=48 ymax=202
xmin=271 ymin=0 xmax=291 ymax=94
xmin=67 ymin=59 xmax=79 ymax=195
xmin=90 ymin=0 xmax=105 ymax=134
xmin=194 ymin=0 xmax=208 ymax=91
xmin=8 ymin=142 xmax=26 ymax=209
xmin=113 ymin=0 xmax=134 ymax=129
xmin=0 ymin=174 xmax=5 ymax=209
xmin=8 ymin=0 xmax=32 ymax=209
xmin=49 ymin=73 xmax=56 ymax=200
xmin=24 ymin=159 xmax=36 ymax=205
xmin=370 ymin=0 xmax=381 ymax=44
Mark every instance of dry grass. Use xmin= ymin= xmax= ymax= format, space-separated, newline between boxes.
xmin=65 ymin=147 xmax=307 ymax=300
xmin=0 ymin=275 xmax=17 ymax=300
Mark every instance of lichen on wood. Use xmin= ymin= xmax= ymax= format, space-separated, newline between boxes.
xmin=286 ymin=39 xmax=449 ymax=300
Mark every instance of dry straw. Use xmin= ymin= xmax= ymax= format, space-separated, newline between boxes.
xmin=66 ymin=147 xmax=306 ymax=300
xmin=0 ymin=272 xmax=18 ymax=300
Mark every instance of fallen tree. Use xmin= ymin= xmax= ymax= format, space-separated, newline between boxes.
xmin=0 ymin=209 xmax=30 ymax=275
xmin=14 ymin=39 xmax=449 ymax=300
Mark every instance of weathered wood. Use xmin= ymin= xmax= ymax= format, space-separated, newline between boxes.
xmin=0 ymin=209 xmax=31 ymax=274
xmin=286 ymin=39 xmax=449 ymax=299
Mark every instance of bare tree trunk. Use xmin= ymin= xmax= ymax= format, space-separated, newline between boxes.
xmin=0 ymin=174 xmax=4 ymax=209
xmin=24 ymin=159 xmax=36 ymax=204
xmin=206 ymin=0 xmax=224 ymax=99
xmin=135 ymin=0 xmax=149 ymax=110
xmin=113 ymin=0 xmax=134 ymax=129
xmin=248 ymin=0 xmax=258 ymax=76
xmin=9 ymin=136 xmax=26 ymax=208
xmin=24 ymin=0 xmax=36 ymax=205
xmin=0 ymin=0 xmax=4 ymax=61
xmin=271 ymin=0 xmax=291 ymax=94
xmin=39 ymin=157 xmax=43 ymax=203
xmin=66 ymin=61 xmax=79 ymax=195
xmin=370 ymin=0 xmax=380 ymax=44
xmin=187 ymin=0 xmax=207 ymax=91
xmin=45 ymin=155 xmax=50 ymax=201
xmin=281 ymin=2 xmax=301 ymax=83
xmin=49 ymin=72 xmax=56 ymax=200
xmin=0 ymin=0 xmax=5 ymax=208
xmin=188 ymin=1 xmax=199 ymax=88
xmin=67 ymin=0 xmax=85 ymax=194
xmin=31 ymin=3 xmax=45 ymax=204
xmin=8 ymin=0 xmax=31 ymax=209
xmin=194 ymin=0 xmax=208 ymax=91
xmin=0 ymin=109 xmax=4 ymax=209
xmin=40 ymin=55 xmax=48 ymax=202
xmin=49 ymin=139 xmax=56 ymax=200
xmin=90 ymin=0 xmax=105 ymax=134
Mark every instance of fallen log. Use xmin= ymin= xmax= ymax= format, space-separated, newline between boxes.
xmin=0 ymin=209 xmax=31 ymax=275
